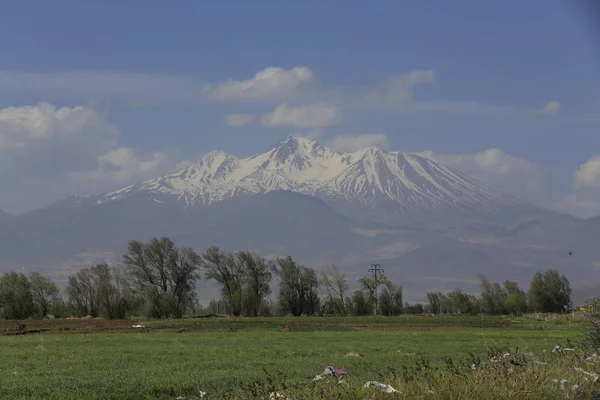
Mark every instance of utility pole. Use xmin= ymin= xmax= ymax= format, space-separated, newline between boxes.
xmin=368 ymin=264 xmax=384 ymax=315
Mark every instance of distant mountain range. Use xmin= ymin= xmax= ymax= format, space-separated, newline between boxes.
xmin=0 ymin=136 xmax=597 ymax=302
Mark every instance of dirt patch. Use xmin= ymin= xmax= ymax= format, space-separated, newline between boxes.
xmin=2 ymin=329 xmax=50 ymax=336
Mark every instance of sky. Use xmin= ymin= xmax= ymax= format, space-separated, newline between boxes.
xmin=0 ymin=0 xmax=599 ymax=217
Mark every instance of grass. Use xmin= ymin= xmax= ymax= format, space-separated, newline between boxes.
xmin=0 ymin=315 xmax=594 ymax=399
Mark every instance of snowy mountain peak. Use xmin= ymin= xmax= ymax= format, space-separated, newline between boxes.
xmin=267 ymin=135 xmax=336 ymax=162
xmin=99 ymin=136 xmax=522 ymax=217
xmin=195 ymin=150 xmax=239 ymax=170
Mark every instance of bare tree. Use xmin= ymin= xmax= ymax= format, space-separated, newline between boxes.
xmin=236 ymin=251 xmax=273 ymax=317
xmin=90 ymin=263 xmax=120 ymax=319
xmin=200 ymin=246 xmax=244 ymax=316
xmin=123 ymin=237 xmax=201 ymax=318
xmin=320 ymin=265 xmax=349 ymax=314
xmin=272 ymin=256 xmax=319 ymax=316
xmin=67 ymin=268 xmax=97 ymax=317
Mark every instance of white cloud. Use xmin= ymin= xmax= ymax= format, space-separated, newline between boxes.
xmin=68 ymin=147 xmax=177 ymax=184
xmin=327 ymin=133 xmax=391 ymax=153
xmin=292 ymin=129 xmax=324 ymax=140
xmin=423 ymin=148 xmax=538 ymax=178
xmin=261 ymin=102 xmax=342 ymax=128
xmin=0 ymin=102 xmax=118 ymax=168
xmin=420 ymin=148 xmax=546 ymax=202
xmin=0 ymin=69 xmax=580 ymax=124
xmin=532 ymin=101 xmax=561 ymax=115
xmin=0 ymin=103 xmax=181 ymax=214
xmin=365 ymin=70 xmax=435 ymax=105
xmin=574 ymin=156 xmax=600 ymax=188
xmin=204 ymin=66 xmax=314 ymax=100
xmin=553 ymin=156 xmax=600 ymax=219
xmin=224 ymin=113 xmax=255 ymax=127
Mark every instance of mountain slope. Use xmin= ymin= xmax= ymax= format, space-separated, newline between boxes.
xmin=0 ymin=190 xmax=423 ymax=275
xmin=94 ymin=136 xmax=525 ymax=225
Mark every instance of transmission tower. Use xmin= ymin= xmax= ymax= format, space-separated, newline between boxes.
xmin=368 ymin=263 xmax=384 ymax=315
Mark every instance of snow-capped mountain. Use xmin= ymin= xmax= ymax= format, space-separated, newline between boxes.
xmin=1 ymin=136 xmax=594 ymax=301
xmin=97 ymin=136 xmax=522 ymax=223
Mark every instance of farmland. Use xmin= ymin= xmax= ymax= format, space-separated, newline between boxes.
xmin=0 ymin=315 xmax=596 ymax=399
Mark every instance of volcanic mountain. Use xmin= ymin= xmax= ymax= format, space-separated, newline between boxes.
xmin=0 ymin=136 xmax=592 ymax=302
xmin=83 ymin=136 xmax=526 ymax=226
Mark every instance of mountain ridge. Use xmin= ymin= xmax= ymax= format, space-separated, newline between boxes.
xmin=61 ymin=136 xmax=528 ymax=227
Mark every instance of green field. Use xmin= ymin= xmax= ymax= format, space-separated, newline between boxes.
xmin=0 ymin=315 xmax=594 ymax=399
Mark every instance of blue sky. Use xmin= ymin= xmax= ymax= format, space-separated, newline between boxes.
xmin=0 ymin=0 xmax=598 ymax=216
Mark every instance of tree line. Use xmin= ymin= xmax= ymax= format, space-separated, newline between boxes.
xmin=0 ymin=236 xmax=573 ymax=320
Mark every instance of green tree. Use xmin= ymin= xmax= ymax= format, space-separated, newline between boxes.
xmin=237 ymin=250 xmax=273 ymax=317
xmin=479 ymin=275 xmax=507 ymax=315
xmin=28 ymin=272 xmax=61 ymax=317
xmin=200 ymin=246 xmax=244 ymax=316
xmin=351 ymin=290 xmax=370 ymax=316
xmin=378 ymin=280 xmax=403 ymax=316
xmin=359 ymin=272 xmax=388 ymax=314
xmin=301 ymin=267 xmax=319 ymax=315
xmin=124 ymin=237 xmax=201 ymax=318
xmin=441 ymin=289 xmax=478 ymax=315
xmin=272 ymin=256 xmax=319 ymax=316
xmin=528 ymin=269 xmax=571 ymax=313
xmin=426 ymin=291 xmax=445 ymax=314
xmin=67 ymin=268 xmax=97 ymax=317
xmin=405 ymin=302 xmax=425 ymax=314
xmin=503 ymin=280 xmax=527 ymax=316
xmin=0 ymin=272 xmax=35 ymax=319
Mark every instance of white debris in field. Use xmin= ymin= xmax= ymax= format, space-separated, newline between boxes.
xmin=551 ymin=344 xmax=574 ymax=353
xmin=572 ymin=384 xmax=580 ymax=390
xmin=552 ymin=344 xmax=561 ymax=353
xmin=534 ymin=361 xmax=548 ymax=365
xmin=269 ymin=392 xmax=288 ymax=399
xmin=311 ymin=365 xmax=348 ymax=381
xmin=177 ymin=391 xmax=207 ymax=398
xmin=585 ymin=353 xmax=600 ymax=363
xmin=490 ymin=352 xmax=510 ymax=363
xmin=132 ymin=324 xmax=146 ymax=329
xmin=551 ymin=378 xmax=568 ymax=390
xmin=574 ymin=367 xmax=600 ymax=382
xmin=364 ymin=381 xmax=399 ymax=393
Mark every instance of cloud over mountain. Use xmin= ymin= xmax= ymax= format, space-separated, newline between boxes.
xmin=0 ymin=103 xmax=181 ymax=214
